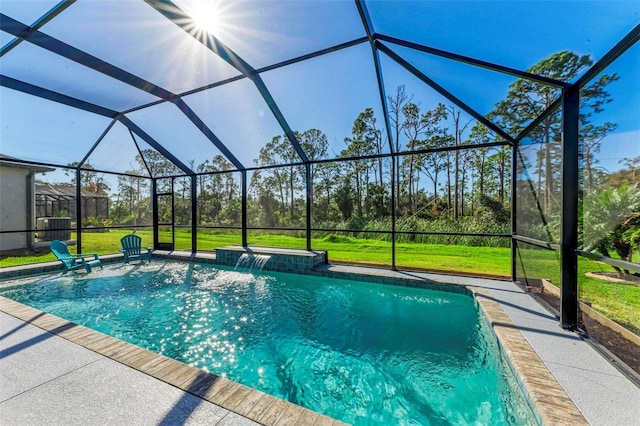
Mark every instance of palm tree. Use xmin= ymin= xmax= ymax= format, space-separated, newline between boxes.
xmin=583 ymin=184 xmax=640 ymax=273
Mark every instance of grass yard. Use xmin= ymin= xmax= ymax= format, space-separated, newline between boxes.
xmin=578 ymin=257 xmax=640 ymax=335
xmin=1 ymin=228 xmax=638 ymax=335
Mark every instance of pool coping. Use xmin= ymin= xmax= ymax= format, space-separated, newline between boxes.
xmin=472 ymin=287 xmax=587 ymax=425
xmin=0 ymin=257 xmax=588 ymax=425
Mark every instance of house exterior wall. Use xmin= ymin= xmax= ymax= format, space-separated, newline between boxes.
xmin=0 ymin=166 xmax=30 ymax=251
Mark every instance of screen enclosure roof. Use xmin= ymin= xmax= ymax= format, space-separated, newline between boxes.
xmin=1 ymin=0 xmax=638 ymax=177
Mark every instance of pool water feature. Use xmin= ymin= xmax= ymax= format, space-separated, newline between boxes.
xmin=0 ymin=261 xmax=536 ymax=425
xmin=234 ymin=253 xmax=271 ymax=271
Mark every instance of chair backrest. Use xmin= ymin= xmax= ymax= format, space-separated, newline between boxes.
xmin=50 ymin=240 xmax=76 ymax=269
xmin=121 ymin=234 xmax=142 ymax=254
xmin=50 ymin=240 xmax=71 ymax=260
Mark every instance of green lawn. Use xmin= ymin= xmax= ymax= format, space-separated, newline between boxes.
xmin=578 ymin=257 xmax=640 ymax=335
xmin=1 ymin=229 xmax=638 ymax=335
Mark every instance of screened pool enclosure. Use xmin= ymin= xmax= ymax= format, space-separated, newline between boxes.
xmin=1 ymin=1 xmax=639 ymax=334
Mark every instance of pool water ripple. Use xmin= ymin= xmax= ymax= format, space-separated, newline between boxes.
xmin=0 ymin=261 xmax=536 ymax=425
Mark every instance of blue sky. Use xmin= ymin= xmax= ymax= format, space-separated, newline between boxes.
xmin=1 ymin=0 xmax=638 ymax=184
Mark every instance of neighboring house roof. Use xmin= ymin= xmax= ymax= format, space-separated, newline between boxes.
xmin=0 ymin=154 xmax=55 ymax=172
xmin=36 ymin=183 xmax=109 ymax=199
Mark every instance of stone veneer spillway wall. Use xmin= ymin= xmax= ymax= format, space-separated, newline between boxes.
xmin=215 ymin=246 xmax=328 ymax=273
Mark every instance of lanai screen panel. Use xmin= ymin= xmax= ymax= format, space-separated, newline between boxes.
xmin=0 ymin=0 xmax=59 ymax=27
xmin=1 ymin=30 xmax=12 ymax=47
xmin=173 ymin=0 xmax=366 ymax=70
xmin=40 ymin=1 xmax=241 ymax=95
xmin=173 ymin=176 xmax=193 ymax=251
xmin=515 ymin=116 xmax=563 ymax=245
xmin=0 ymin=87 xmax=112 ymax=166
xmin=125 ymin=102 xmax=230 ymax=176
xmin=107 ymin=174 xmax=154 ymax=227
xmin=196 ymin=170 xmax=242 ymax=227
xmin=388 ymin=43 xmax=518 ymax=113
xmin=182 ymin=78 xmax=283 ymax=168
xmin=378 ymin=52 xmax=509 ymax=151
xmin=580 ymin=42 xmax=640 ymax=256
xmin=261 ymin=44 xmax=389 ymax=162
xmin=515 ymin=240 xmax=561 ymax=289
xmin=1 ymin=42 xmax=158 ymax=112
xmin=367 ymin=1 xmax=640 ymax=74
xmin=383 ymin=43 xmax=562 ymax=140
xmin=311 ymin=157 xmax=393 ymax=266
xmin=84 ymin=122 xmax=152 ymax=176
xmin=247 ymin=167 xmax=307 ymax=230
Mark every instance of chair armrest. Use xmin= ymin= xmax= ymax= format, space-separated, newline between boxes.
xmin=77 ymin=253 xmax=100 ymax=260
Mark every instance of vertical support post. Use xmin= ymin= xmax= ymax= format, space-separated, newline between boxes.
xmin=391 ymin=155 xmax=397 ymax=270
xmin=241 ymin=170 xmax=248 ymax=247
xmin=170 ymin=178 xmax=175 ymax=249
xmin=511 ymin=142 xmax=518 ymax=282
xmin=191 ymin=175 xmax=197 ymax=253
xmin=26 ymin=171 xmax=35 ymax=250
xmin=75 ymin=168 xmax=82 ymax=252
xmin=306 ymin=164 xmax=312 ymax=251
xmin=560 ymin=88 xmax=580 ymax=330
xmin=152 ymin=179 xmax=158 ymax=250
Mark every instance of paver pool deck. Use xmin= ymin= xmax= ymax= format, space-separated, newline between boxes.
xmin=1 ymin=258 xmax=639 ymax=425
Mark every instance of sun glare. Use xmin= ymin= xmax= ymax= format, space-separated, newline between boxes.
xmin=192 ymin=3 xmax=222 ymax=35
xmin=173 ymin=0 xmax=249 ymax=46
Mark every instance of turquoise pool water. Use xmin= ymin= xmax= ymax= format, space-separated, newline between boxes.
xmin=0 ymin=262 xmax=535 ymax=425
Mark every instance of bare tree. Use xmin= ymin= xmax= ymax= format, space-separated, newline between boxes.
xmin=388 ymin=86 xmax=412 ymax=213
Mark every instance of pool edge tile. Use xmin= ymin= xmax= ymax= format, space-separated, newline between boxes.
xmin=206 ymin=379 xmax=243 ymax=406
xmin=234 ymin=389 xmax=270 ymax=417
xmin=470 ymin=286 xmax=589 ymax=426
xmin=311 ymin=414 xmax=338 ymax=426
xmin=274 ymin=403 xmax=304 ymax=425
xmin=258 ymin=398 xmax=291 ymax=426
xmin=292 ymin=408 xmax=319 ymax=425
xmin=219 ymin=385 xmax=254 ymax=411
xmin=245 ymin=393 xmax=279 ymax=422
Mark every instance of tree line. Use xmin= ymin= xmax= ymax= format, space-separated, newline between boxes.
xmin=46 ymin=51 xmax=637 ymax=254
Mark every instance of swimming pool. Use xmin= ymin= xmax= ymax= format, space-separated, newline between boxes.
xmin=0 ymin=261 xmax=535 ymax=425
